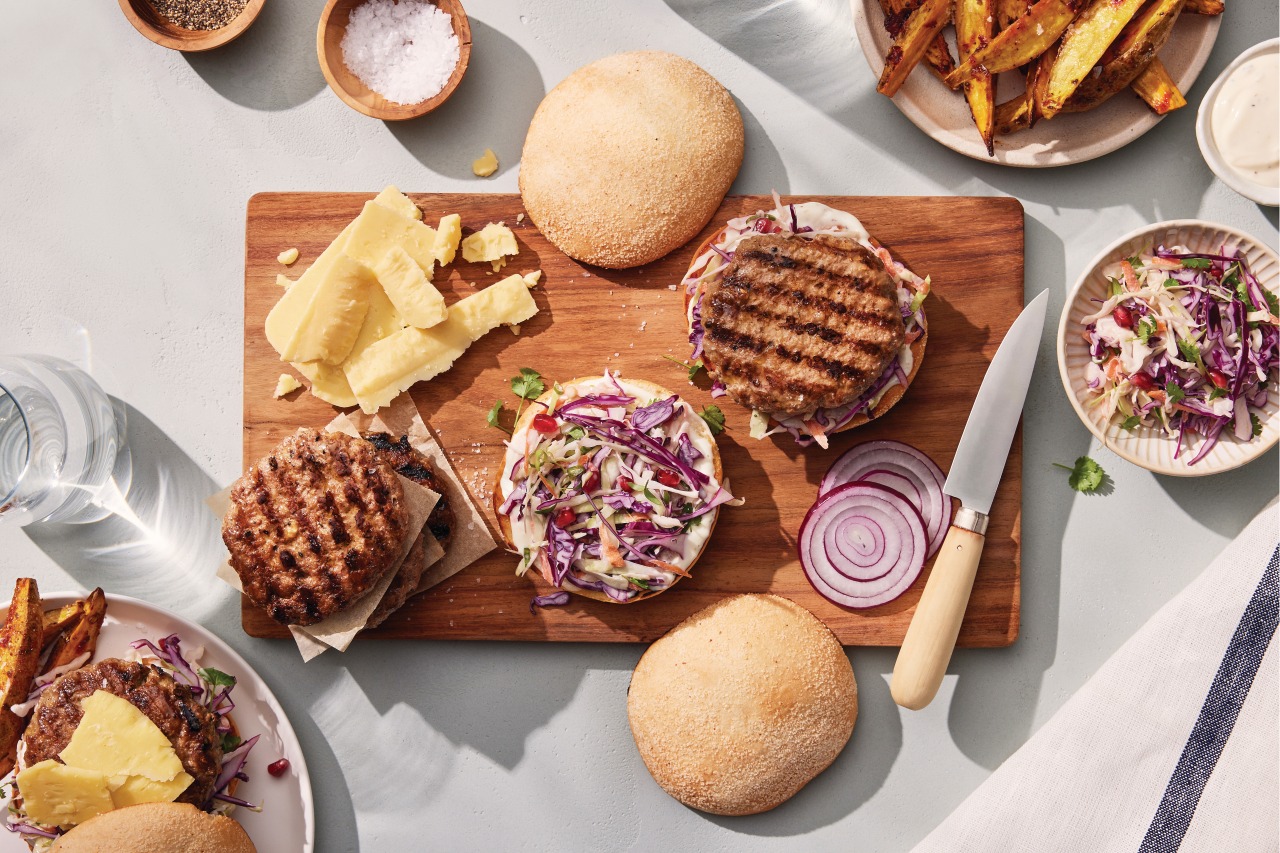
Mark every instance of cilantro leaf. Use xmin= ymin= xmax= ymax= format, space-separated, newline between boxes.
xmin=628 ymin=577 xmax=651 ymax=590
xmin=1176 ymin=338 xmax=1203 ymax=367
xmin=1136 ymin=315 xmax=1157 ymax=344
xmin=1251 ymin=413 xmax=1263 ymax=438
xmin=1207 ymin=387 xmax=1227 ymax=401
xmin=198 ymin=668 xmax=236 ymax=689
xmin=1164 ymin=381 xmax=1185 ymax=405
xmin=1052 ymin=456 xmax=1106 ymax=493
xmin=698 ymin=405 xmax=725 ymax=434
xmin=1120 ymin=415 xmax=1141 ymax=432
xmin=220 ymin=733 xmax=242 ymax=753
xmin=1126 ymin=255 xmax=1145 ymax=269
xmin=511 ymin=368 xmax=545 ymax=400
xmin=1265 ymin=289 xmax=1279 ymax=317
xmin=1181 ymin=258 xmax=1212 ymax=269
xmin=566 ymin=425 xmax=585 ymax=441
xmin=486 ymin=400 xmax=510 ymax=434
xmin=509 ymin=368 xmax=546 ymax=425
xmin=661 ymin=354 xmax=703 ymax=380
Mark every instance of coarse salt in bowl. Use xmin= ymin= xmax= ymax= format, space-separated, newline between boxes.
xmin=341 ymin=0 xmax=458 ymax=105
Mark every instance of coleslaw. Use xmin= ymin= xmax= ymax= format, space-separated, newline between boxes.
xmin=1080 ymin=245 xmax=1278 ymax=464
xmin=682 ymin=193 xmax=931 ymax=448
xmin=498 ymin=373 xmax=739 ymax=603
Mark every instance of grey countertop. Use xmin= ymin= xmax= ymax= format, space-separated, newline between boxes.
xmin=2 ymin=2 xmax=1277 ymax=851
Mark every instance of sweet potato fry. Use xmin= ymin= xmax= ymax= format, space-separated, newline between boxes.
xmin=1039 ymin=0 xmax=1147 ymax=118
xmin=41 ymin=600 xmax=85 ymax=650
xmin=1131 ymin=57 xmax=1186 ymax=114
xmin=996 ymin=0 xmax=1031 ymax=30
xmin=994 ymin=91 xmax=1035 ymax=134
xmin=926 ymin=34 xmax=961 ymax=87
xmin=42 ymin=587 xmax=106 ymax=675
xmin=878 ymin=0 xmax=956 ymax=97
xmin=879 ymin=0 xmax=960 ymax=86
xmin=1029 ymin=42 xmax=1060 ymax=125
xmin=1 ymin=579 xmax=42 ymax=778
xmin=1062 ymin=0 xmax=1185 ymax=113
xmin=945 ymin=0 xmax=1085 ymax=86
xmin=1184 ymin=0 xmax=1222 ymax=13
xmin=956 ymin=0 xmax=997 ymax=155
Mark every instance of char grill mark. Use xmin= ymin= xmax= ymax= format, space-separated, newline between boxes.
xmin=701 ymin=233 xmax=906 ymax=416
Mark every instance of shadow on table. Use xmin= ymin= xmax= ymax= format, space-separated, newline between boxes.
xmin=23 ymin=401 xmax=233 ymax=622
xmin=183 ymin=0 xmax=327 ymax=111
xmin=386 ymin=20 xmax=544 ymax=181
xmin=1155 ymin=444 xmax=1279 ymax=540
xmin=728 ymin=97 xmax=789 ymax=196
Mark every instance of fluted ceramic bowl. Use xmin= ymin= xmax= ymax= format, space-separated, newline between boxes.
xmin=1058 ymin=220 xmax=1278 ymax=476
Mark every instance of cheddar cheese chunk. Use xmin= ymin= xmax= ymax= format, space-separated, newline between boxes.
xmin=281 ymin=255 xmax=374 ymax=365
xmin=16 ymin=760 xmax=114 ymax=828
xmin=374 ymin=246 xmax=447 ymax=329
xmin=461 ymin=222 xmax=518 ymax=273
xmin=373 ymin=185 xmax=422 ymax=220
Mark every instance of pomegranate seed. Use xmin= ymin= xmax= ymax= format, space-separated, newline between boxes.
xmin=554 ymin=507 xmax=576 ymax=528
xmin=1112 ymin=306 xmax=1134 ymax=329
xmin=1129 ymin=372 xmax=1155 ymax=391
xmin=531 ymin=413 xmax=558 ymax=434
xmin=583 ymin=470 xmax=600 ymax=492
xmin=267 ymin=759 xmax=289 ymax=777
xmin=655 ymin=470 xmax=680 ymax=487
xmin=617 ymin=475 xmax=632 ymax=491
xmin=1209 ymin=370 xmax=1229 ymax=389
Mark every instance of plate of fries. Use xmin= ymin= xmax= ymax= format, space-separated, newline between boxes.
xmin=852 ymin=0 xmax=1223 ymax=166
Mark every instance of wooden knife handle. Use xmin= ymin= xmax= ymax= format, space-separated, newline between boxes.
xmin=891 ymin=523 xmax=986 ymax=710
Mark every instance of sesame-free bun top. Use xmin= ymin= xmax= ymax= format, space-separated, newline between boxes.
xmin=628 ymin=594 xmax=857 ymax=815
xmin=50 ymin=802 xmax=256 ymax=853
xmin=519 ymin=51 xmax=744 ymax=269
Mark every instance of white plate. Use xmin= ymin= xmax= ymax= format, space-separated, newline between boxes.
xmin=1195 ymin=38 xmax=1280 ymax=207
xmin=1057 ymin=220 xmax=1279 ymax=477
xmin=850 ymin=0 xmax=1221 ymax=167
xmin=1 ymin=592 xmax=314 ymax=853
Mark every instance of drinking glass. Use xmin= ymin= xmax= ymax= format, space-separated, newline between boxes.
xmin=0 ymin=355 xmax=121 ymax=527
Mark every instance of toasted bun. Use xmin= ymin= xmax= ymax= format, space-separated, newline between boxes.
xmin=492 ymin=376 xmax=722 ymax=604
xmin=682 ymin=226 xmax=927 ymax=433
xmin=519 ymin=51 xmax=743 ymax=269
xmin=50 ymin=803 xmax=256 ymax=853
xmin=628 ymin=594 xmax=857 ymax=815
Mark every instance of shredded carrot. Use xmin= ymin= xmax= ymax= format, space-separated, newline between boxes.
xmin=1156 ymin=319 xmax=1167 ymax=334
xmin=1149 ymin=389 xmax=1167 ymax=403
xmin=803 ymin=418 xmax=830 ymax=449
xmin=649 ymin=559 xmax=691 ymax=579
xmin=1104 ymin=357 xmax=1122 ymax=381
xmin=536 ymin=549 xmax=555 ymax=585
xmin=600 ymin=530 xmax=625 ymax=568
xmin=1148 ymin=256 xmax=1183 ymax=270
xmin=1081 ymin=329 xmax=1093 ymax=344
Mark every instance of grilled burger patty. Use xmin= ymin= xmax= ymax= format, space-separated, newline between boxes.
xmin=702 ymin=233 xmax=906 ymax=416
xmin=223 ymin=428 xmax=408 ymax=626
xmin=362 ymin=432 xmax=455 ymax=629
xmin=21 ymin=659 xmax=222 ymax=806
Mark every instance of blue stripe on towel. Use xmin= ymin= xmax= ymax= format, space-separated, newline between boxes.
xmin=1138 ymin=544 xmax=1279 ymax=853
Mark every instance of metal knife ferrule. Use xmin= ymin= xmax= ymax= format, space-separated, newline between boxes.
xmin=952 ymin=506 xmax=989 ymax=536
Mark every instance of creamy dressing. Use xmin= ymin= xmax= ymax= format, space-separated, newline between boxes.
xmin=1211 ymin=53 xmax=1280 ymax=188
xmin=498 ymin=375 xmax=721 ymax=586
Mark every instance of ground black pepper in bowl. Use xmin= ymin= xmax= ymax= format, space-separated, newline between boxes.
xmin=148 ymin=0 xmax=249 ymax=30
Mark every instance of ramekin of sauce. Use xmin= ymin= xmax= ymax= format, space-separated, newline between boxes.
xmin=1197 ymin=39 xmax=1279 ymax=207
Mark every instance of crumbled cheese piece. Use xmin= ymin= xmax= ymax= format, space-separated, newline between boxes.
xmin=472 ymin=148 xmax=499 ymax=177
xmin=274 ymin=374 xmax=302 ymax=397
xmin=523 ymin=270 xmax=542 ymax=288
xmin=461 ymin=222 xmax=518 ymax=272
xmin=278 ymin=248 xmax=299 ymax=265
xmin=276 ymin=274 xmax=292 ymax=289
xmin=510 ymin=324 xmax=521 ymax=335
xmin=516 ymin=213 xmax=525 ymax=223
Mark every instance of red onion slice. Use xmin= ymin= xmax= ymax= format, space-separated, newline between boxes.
xmin=799 ymin=483 xmax=928 ymax=609
xmin=820 ymin=440 xmax=952 ymax=558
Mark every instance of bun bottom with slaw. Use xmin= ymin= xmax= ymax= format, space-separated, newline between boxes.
xmin=493 ymin=375 xmax=733 ymax=604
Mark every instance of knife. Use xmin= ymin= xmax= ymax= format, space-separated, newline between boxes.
xmin=891 ymin=289 xmax=1049 ymax=711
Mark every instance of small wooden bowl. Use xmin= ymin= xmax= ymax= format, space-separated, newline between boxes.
xmin=317 ymin=0 xmax=471 ymax=121
xmin=118 ymin=0 xmax=266 ymax=52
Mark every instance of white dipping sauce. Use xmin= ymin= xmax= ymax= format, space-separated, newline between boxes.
xmin=1211 ymin=53 xmax=1279 ymax=189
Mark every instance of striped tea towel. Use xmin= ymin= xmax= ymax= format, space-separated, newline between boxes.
xmin=913 ymin=498 xmax=1279 ymax=853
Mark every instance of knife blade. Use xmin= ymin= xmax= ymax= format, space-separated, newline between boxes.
xmin=891 ymin=289 xmax=1048 ymax=710
xmin=944 ymin=289 xmax=1050 ymax=515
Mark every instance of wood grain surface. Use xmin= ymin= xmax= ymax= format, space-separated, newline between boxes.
xmin=242 ymin=193 xmax=1024 ymax=645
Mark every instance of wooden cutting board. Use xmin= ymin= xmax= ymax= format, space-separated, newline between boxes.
xmin=242 ymin=193 xmax=1024 ymax=645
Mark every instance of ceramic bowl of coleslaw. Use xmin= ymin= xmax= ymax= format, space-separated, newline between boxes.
xmin=1057 ymin=220 xmax=1279 ymax=476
